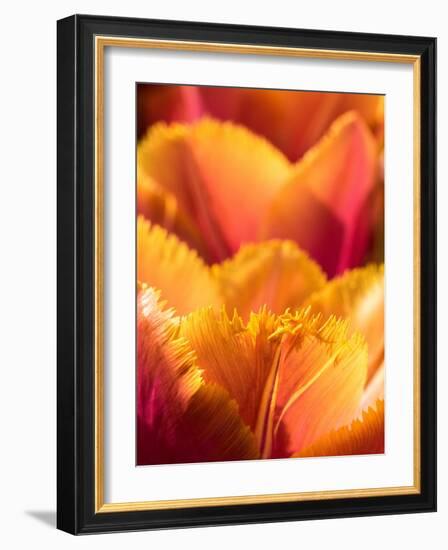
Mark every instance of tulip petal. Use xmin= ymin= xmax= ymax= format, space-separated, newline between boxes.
xmin=261 ymin=111 xmax=377 ymax=276
xmin=137 ymin=84 xmax=203 ymax=138
xmin=212 ymin=240 xmax=326 ymax=321
xmin=306 ymin=264 xmax=384 ymax=383
xmin=137 ymin=287 xmax=258 ymax=465
xmin=137 ymin=287 xmax=201 ymax=463
xmin=199 ymin=87 xmax=383 ymax=162
xmin=137 ymin=85 xmax=383 ymax=162
xmin=180 ymin=307 xmax=280 ymax=431
xmin=180 ymin=307 xmax=367 ymax=459
xmin=296 ymin=400 xmax=384 ymax=458
xmin=359 ymin=363 xmax=384 ymax=414
xmin=180 ymin=383 xmax=260 ymax=463
xmin=137 ymin=217 xmax=221 ymax=315
xmin=138 ymin=118 xmax=291 ymax=262
xmin=137 ymin=172 xmax=210 ymax=260
xmin=272 ymin=313 xmax=368 ymax=456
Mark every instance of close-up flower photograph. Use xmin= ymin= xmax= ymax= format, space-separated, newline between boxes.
xmin=136 ymin=84 xmax=385 ymax=466
xmin=0 ymin=0 xmax=442 ymax=550
xmin=2 ymin=2 xmax=441 ymax=545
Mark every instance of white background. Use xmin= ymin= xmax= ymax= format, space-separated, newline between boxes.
xmin=0 ymin=1 xmax=444 ymax=549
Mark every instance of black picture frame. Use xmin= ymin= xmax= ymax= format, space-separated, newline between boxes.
xmin=57 ymin=14 xmax=436 ymax=534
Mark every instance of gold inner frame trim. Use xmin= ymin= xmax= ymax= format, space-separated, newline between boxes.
xmin=94 ymin=35 xmax=421 ymax=513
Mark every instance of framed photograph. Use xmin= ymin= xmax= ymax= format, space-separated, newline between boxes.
xmin=57 ymin=14 xmax=436 ymax=534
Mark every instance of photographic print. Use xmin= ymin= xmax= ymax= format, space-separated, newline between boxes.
xmin=136 ymin=84 xmax=385 ymax=466
xmin=57 ymin=16 xmax=436 ymax=533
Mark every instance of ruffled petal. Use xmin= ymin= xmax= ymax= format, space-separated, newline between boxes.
xmin=212 ymin=240 xmax=326 ymax=321
xmin=306 ymin=264 xmax=384 ymax=383
xmin=137 ymin=217 xmax=221 ymax=315
xmin=180 ymin=306 xmax=367 ymax=459
xmin=180 ymin=383 xmax=260 ymax=463
xmin=137 ymin=173 xmax=210 ymax=260
xmin=180 ymin=307 xmax=280 ymax=431
xmin=261 ymin=111 xmax=377 ymax=276
xmin=138 ymin=118 xmax=291 ymax=262
xmin=137 ymin=287 xmax=258 ymax=465
xmin=271 ymin=313 xmax=368 ymax=456
xmin=296 ymin=400 xmax=384 ymax=457
xmin=137 ymin=287 xmax=202 ymax=464
xmin=359 ymin=363 xmax=384 ymax=414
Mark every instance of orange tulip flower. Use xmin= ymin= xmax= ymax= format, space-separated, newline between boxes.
xmin=137 ymin=286 xmax=383 ymax=465
xmin=136 ymin=86 xmax=385 ymax=466
xmin=137 ymin=111 xmax=380 ymax=277
xmin=137 ymin=219 xmax=384 ymax=465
